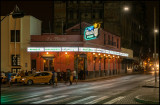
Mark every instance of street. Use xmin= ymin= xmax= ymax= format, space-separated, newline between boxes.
xmin=1 ymin=73 xmax=159 ymax=104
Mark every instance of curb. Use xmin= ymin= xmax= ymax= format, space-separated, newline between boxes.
xmin=134 ymin=95 xmax=159 ymax=104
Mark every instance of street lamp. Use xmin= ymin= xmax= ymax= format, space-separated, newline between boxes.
xmin=154 ymin=7 xmax=158 ymax=83
xmin=123 ymin=6 xmax=130 ymax=12
xmin=1 ymin=5 xmax=24 ymax=22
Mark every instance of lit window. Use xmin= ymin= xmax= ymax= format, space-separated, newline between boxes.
xmin=11 ymin=55 xmax=20 ymax=66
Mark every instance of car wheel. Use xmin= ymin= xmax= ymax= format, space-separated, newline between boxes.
xmin=27 ymin=80 xmax=33 ymax=85
xmin=49 ymin=79 xmax=53 ymax=85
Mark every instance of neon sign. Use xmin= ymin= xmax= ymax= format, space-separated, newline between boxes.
xmin=45 ymin=47 xmax=61 ymax=52
xmin=84 ymin=23 xmax=100 ymax=40
xmin=27 ymin=47 xmax=44 ymax=52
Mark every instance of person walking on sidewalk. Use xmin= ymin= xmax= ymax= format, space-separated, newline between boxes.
xmin=73 ymin=70 xmax=78 ymax=84
xmin=70 ymin=71 xmax=73 ymax=85
xmin=54 ymin=71 xmax=58 ymax=86
xmin=51 ymin=70 xmax=55 ymax=85
xmin=7 ymin=71 xmax=12 ymax=87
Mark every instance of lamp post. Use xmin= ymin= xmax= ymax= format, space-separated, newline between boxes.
xmin=122 ymin=5 xmax=130 ymax=74
xmin=154 ymin=7 xmax=158 ymax=83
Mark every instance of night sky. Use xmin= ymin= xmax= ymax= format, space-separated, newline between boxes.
xmin=1 ymin=0 xmax=159 ymax=53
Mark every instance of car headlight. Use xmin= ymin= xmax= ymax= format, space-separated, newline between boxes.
xmin=22 ymin=78 xmax=26 ymax=80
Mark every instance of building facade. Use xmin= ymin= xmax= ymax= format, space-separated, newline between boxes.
xmin=28 ymin=22 xmax=133 ymax=79
xmin=1 ymin=15 xmax=41 ymax=73
xmin=1 ymin=15 xmax=134 ymax=79
xmin=52 ymin=1 xmax=145 ymax=61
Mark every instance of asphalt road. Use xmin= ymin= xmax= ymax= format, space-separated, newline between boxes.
xmin=1 ymin=73 xmax=157 ymax=104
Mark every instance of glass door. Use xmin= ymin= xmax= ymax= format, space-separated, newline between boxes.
xmin=44 ymin=58 xmax=54 ymax=71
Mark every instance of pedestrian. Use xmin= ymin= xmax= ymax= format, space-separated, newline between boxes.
xmin=7 ymin=71 xmax=12 ymax=87
xmin=62 ymin=71 xmax=66 ymax=84
xmin=51 ymin=70 xmax=55 ymax=85
xmin=66 ymin=69 xmax=70 ymax=85
xmin=25 ymin=70 xmax=28 ymax=76
xmin=54 ymin=71 xmax=58 ymax=86
xmin=69 ymin=71 xmax=73 ymax=85
xmin=73 ymin=70 xmax=78 ymax=84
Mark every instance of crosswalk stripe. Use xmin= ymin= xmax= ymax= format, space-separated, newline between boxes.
xmin=68 ymin=96 xmax=97 ymax=104
xmin=1 ymin=94 xmax=18 ymax=98
xmin=17 ymin=95 xmax=54 ymax=103
xmin=31 ymin=95 xmax=68 ymax=104
xmin=103 ymin=96 xmax=125 ymax=104
xmin=85 ymin=96 xmax=109 ymax=104
xmin=2 ymin=94 xmax=41 ymax=103
xmin=50 ymin=96 xmax=82 ymax=104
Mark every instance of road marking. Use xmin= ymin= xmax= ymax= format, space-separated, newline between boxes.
xmin=17 ymin=95 xmax=54 ymax=103
xmin=68 ymin=96 xmax=97 ymax=104
xmin=2 ymin=94 xmax=41 ymax=103
xmin=85 ymin=96 xmax=109 ymax=104
xmin=1 ymin=94 xmax=18 ymax=98
xmin=31 ymin=95 xmax=68 ymax=104
xmin=50 ymin=96 xmax=82 ymax=104
xmin=103 ymin=96 xmax=125 ymax=104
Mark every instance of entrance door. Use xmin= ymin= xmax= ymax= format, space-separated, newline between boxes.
xmin=44 ymin=58 xmax=54 ymax=71
xmin=77 ymin=56 xmax=87 ymax=80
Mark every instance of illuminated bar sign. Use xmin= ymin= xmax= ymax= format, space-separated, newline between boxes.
xmin=27 ymin=47 xmax=44 ymax=52
xmin=45 ymin=47 xmax=61 ymax=52
xmin=27 ymin=47 xmax=129 ymax=57
xmin=115 ymin=52 xmax=120 ymax=55
xmin=105 ymin=50 xmax=110 ymax=54
xmin=84 ymin=23 xmax=100 ymax=40
xmin=79 ymin=47 xmax=96 ymax=52
xmin=62 ymin=47 xmax=78 ymax=51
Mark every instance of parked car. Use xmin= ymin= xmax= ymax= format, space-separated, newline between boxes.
xmin=20 ymin=71 xmax=53 ymax=85
xmin=1 ymin=75 xmax=7 ymax=84
xmin=10 ymin=74 xmax=21 ymax=83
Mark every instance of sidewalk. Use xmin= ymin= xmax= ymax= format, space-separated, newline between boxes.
xmin=79 ymin=72 xmax=141 ymax=82
xmin=114 ymin=79 xmax=159 ymax=104
xmin=1 ymin=72 xmax=141 ymax=88
xmin=134 ymin=80 xmax=159 ymax=104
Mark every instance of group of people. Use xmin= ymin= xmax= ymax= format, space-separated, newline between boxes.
xmin=51 ymin=70 xmax=78 ymax=86
xmin=1 ymin=69 xmax=79 ymax=87
xmin=1 ymin=70 xmax=35 ymax=87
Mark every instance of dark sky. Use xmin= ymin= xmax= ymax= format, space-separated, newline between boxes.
xmin=1 ymin=1 xmax=159 ymax=50
xmin=1 ymin=1 xmax=159 ymax=30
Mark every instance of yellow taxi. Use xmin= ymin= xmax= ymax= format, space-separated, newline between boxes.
xmin=10 ymin=74 xmax=22 ymax=83
xmin=20 ymin=71 xmax=53 ymax=85
xmin=1 ymin=75 xmax=7 ymax=84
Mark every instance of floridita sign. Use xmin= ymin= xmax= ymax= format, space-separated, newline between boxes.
xmin=27 ymin=47 xmax=129 ymax=57
xmin=84 ymin=23 xmax=100 ymax=40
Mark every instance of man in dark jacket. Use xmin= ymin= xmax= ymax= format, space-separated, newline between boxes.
xmin=52 ymin=70 xmax=55 ymax=85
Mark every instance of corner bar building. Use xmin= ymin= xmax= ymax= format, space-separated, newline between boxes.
xmin=29 ymin=22 xmax=130 ymax=79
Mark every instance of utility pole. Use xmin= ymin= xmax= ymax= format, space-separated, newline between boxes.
xmin=154 ymin=7 xmax=157 ymax=83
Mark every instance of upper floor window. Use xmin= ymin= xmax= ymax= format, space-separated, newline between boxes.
xmin=11 ymin=30 xmax=20 ymax=42
xmin=112 ymin=36 xmax=113 ymax=45
xmin=70 ymin=11 xmax=73 ymax=19
xmin=117 ymin=39 xmax=119 ymax=48
xmin=99 ymin=12 xmax=103 ymax=19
